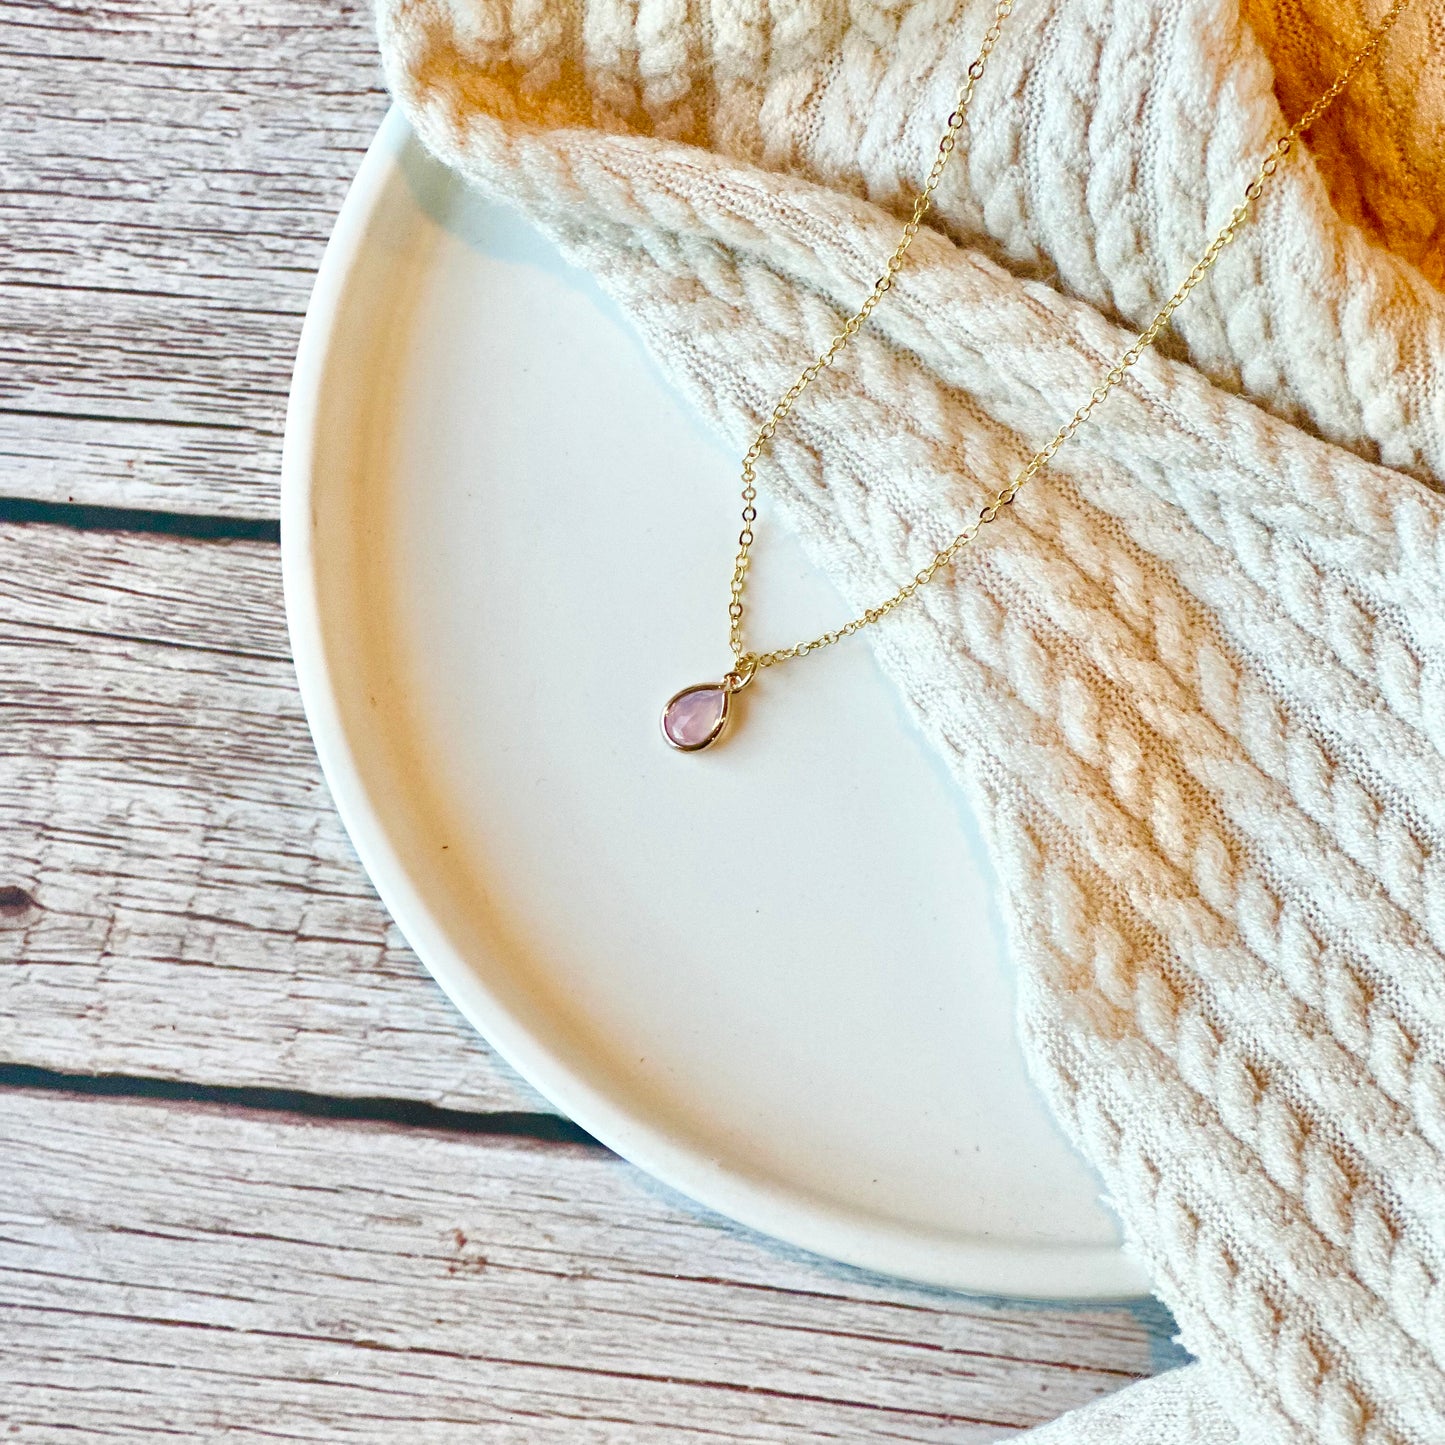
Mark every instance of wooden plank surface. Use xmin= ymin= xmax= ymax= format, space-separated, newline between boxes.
xmin=0 ymin=1088 xmax=1163 ymax=1441
xmin=0 ymin=519 xmax=541 ymax=1110
xmin=1 ymin=0 xmax=385 ymax=517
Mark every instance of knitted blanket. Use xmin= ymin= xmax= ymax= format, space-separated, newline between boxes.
xmin=374 ymin=0 xmax=1445 ymax=1438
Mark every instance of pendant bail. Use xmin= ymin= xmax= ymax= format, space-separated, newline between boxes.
xmin=722 ymin=653 xmax=758 ymax=694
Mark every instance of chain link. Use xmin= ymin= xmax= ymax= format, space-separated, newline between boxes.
xmin=727 ymin=0 xmax=1411 ymax=674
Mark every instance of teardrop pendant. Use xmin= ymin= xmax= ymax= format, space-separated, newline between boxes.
xmin=661 ymin=683 xmax=731 ymax=752
xmin=662 ymin=657 xmax=756 ymax=752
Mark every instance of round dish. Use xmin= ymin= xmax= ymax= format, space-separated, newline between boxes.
xmin=282 ymin=108 xmax=1149 ymax=1299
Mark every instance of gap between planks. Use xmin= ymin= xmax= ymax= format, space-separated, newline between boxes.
xmin=0 ymin=1062 xmax=599 ymax=1146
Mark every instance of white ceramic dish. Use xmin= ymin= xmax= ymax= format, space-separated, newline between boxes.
xmin=282 ymin=108 xmax=1149 ymax=1300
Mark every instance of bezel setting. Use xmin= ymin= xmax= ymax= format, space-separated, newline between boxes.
xmin=661 ymin=683 xmax=731 ymax=752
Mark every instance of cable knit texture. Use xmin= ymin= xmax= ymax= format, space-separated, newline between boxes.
xmin=375 ymin=0 xmax=1445 ymax=1438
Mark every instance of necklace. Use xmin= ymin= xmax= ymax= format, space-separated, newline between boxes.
xmin=660 ymin=0 xmax=1413 ymax=752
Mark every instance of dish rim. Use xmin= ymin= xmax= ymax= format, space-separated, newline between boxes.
xmin=280 ymin=106 xmax=1149 ymax=1302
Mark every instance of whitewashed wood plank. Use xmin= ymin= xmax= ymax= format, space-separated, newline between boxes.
xmin=0 ymin=520 xmax=541 ymax=1110
xmin=0 ymin=409 xmax=281 ymax=505
xmin=0 ymin=1089 xmax=1165 ymax=1440
xmin=1 ymin=0 xmax=386 ymax=515
xmin=0 ymin=282 xmax=300 ymax=432
xmin=1 ymin=0 xmax=382 ymax=290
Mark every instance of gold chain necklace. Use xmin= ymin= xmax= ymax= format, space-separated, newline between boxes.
xmin=661 ymin=0 xmax=1412 ymax=752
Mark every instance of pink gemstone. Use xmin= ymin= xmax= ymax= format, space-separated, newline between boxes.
xmin=662 ymin=684 xmax=729 ymax=751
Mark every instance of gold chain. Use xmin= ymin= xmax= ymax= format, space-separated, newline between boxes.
xmin=724 ymin=0 xmax=1411 ymax=680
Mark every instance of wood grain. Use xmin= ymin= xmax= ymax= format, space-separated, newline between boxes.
xmin=0 ymin=519 xmax=541 ymax=1110
xmin=1 ymin=0 xmax=386 ymax=516
xmin=0 ymin=1088 xmax=1165 ymax=1441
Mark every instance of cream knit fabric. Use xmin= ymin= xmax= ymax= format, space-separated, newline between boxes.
xmin=375 ymin=0 xmax=1445 ymax=1438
